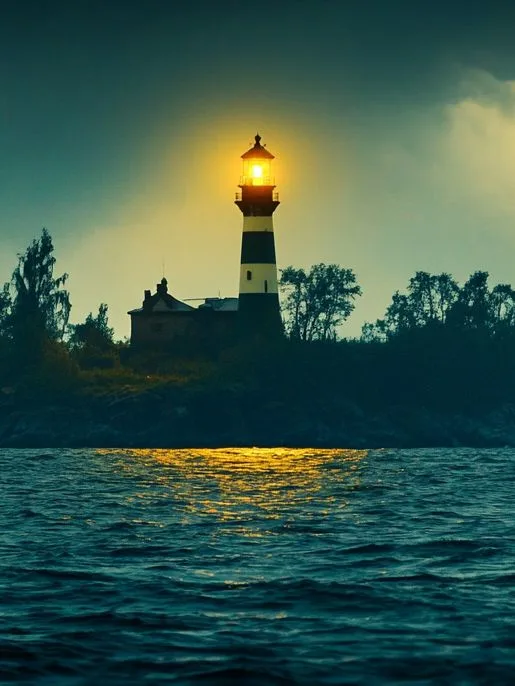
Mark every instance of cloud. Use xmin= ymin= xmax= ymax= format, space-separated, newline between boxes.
xmin=441 ymin=70 xmax=515 ymax=218
xmin=353 ymin=69 xmax=515 ymax=228
xmin=325 ymin=68 xmax=515 ymax=335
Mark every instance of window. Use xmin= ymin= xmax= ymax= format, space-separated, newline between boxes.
xmin=264 ymin=279 xmax=268 ymax=293
xmin=246 ymin=270 xmax=252 ymax=281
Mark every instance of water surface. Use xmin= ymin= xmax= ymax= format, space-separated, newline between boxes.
xmin=1 ymin=447 xmax=515 ymax=684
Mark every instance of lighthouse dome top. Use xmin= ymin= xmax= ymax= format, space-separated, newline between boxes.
xmin=241 ymin=133 xmax=275 ymax=160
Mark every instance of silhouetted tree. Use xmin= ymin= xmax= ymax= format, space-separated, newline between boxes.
xmin=360 ymin=269 xmax=515 ymax=412
xmin=0 ymin=284 xmax=12 ymax=380
xmin=489 ymin=283 xmax=515 ymax=335
xmin=67 ymin=304 xmax=118 ymax=369
xmin=7 ymin=229 xmax=70 ymax=337
xmin=363 ymin=271 xmax=460 ymax=341
xmin=0 ymin=283 xmax=11 ymax=333
xmin=2 ymin=229 xmax=71 ymax=367
xmin=280 ymin=264 xmax=361 ymax=341
xmin=68 ymin=303 xmax=114 ymax=352
xmin=438 ymin=271 xmax=515 ymax=336
xmin=446 ymin=271 xmax=491 ymax=331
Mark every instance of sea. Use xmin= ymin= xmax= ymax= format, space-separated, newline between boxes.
xmin=1 ymin=447 xmax=515 ymax=685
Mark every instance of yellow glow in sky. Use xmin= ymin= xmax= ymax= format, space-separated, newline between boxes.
xmin=61 ymin=113 xmax=326 ymax=339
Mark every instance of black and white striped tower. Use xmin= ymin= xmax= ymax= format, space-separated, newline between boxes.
xmin=235 ymin=134 xmax=283 ymax=336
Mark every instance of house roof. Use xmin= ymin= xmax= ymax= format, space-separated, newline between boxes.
xmin=199 ymin=297 xmax=239 ymax=311
xmin=128 ymin=277 xmax=195 ymax=315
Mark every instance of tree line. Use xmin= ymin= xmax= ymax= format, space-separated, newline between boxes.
xmin=0 ymin=229 xmax=117 ymax=387
xmin=274 ymin=264 xmax=515 ymax=417
xmin=2 ymin=228 xmax=515 ymax=417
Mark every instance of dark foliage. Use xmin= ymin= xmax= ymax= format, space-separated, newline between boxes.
xmin=68 ymin=303 xmax=118 ymax=369
xmin=360 ymin=270 xmax=515 ymax=414
xmin=280 ymin=263 xmax=362 ymax=341
xmin=0 ymin=229 xmax=72 ymax=381
xmin=2 ymin=233 xmax=515 ymax=447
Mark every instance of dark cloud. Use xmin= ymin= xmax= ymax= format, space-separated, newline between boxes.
xmin=2 ymin=0 xmax=514 ymax=118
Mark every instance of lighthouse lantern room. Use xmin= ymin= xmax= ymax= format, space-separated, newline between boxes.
xmin=240 ymin=135 xmax=274 ymax=186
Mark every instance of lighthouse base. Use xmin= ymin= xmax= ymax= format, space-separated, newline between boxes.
xmin=238 ymin=294 xmax=283 ymax=339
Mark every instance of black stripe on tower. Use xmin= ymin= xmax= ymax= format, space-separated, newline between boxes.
xmin=239 ymin=293 xmax=280 ymax=307
xmin=238 ymin=293 xmax=283 ymax=336
xmin=236 ymin=201 xmax=280 ymax=217
xmin=240 ymin=232 xmax=277 ymax=264
xmin=235 ymin=187 xmax=280 ymax=217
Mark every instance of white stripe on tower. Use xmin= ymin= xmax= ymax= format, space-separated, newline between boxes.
xmin=239 ymin=264 xmax=279 ymax=294
xmin=242 ymin=216 xmax=274 ymax=232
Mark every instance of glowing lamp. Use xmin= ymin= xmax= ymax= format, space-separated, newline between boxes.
xmin=240 ymin=133 xmax=275 ymax=186
xmin=251 ymin=164 xmax=263 ymax=179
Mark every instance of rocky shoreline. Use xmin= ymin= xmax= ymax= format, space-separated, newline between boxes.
xmin=2 ymin=386 xmax=515 ymax=449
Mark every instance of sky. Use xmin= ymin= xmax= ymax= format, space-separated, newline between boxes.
xmin=2 ymin=0 xmax=515 ymax=338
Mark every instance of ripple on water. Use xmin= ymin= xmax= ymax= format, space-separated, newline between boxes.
xmin=1 ymin=447 xmax=515 ymax=684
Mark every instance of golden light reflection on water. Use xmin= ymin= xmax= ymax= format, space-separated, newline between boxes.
xmin=96 ymin=448 xmax=367 ymax=526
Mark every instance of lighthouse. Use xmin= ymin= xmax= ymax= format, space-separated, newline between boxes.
xmin=235 ymin=134 xmax=283 ymax=336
